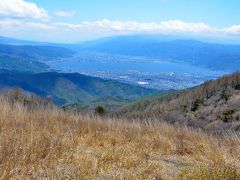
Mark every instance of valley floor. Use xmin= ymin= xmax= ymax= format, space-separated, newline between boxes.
xmin=0 ymin=95 xmax=240 ymax=179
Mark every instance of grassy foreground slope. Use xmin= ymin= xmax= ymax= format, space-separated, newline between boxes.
xmin=0 ymin=90 xmax=239 ymax=179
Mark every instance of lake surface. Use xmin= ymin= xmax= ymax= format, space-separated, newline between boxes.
xmin=51 ymin=60 xmax=223 ymax=76
xmin=49 ymin=58 xmax=227 ymax=90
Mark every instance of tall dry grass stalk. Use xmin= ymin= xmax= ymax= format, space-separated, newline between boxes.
xmin=0 ymin=95 xmax=239 ymax=179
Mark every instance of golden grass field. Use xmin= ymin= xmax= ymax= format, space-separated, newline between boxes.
xmin=0 ymin=95 xmax=240 ymax=179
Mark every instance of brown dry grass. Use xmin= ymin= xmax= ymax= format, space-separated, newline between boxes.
xmin=0 ymin=95 xmax=240 ymax=179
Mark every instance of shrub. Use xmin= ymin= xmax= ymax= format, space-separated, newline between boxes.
xmin=95 ymin=105 xmax=107 ymax=115
xmin=61 ymin=105 xmax=69 ymax=111
xmin=234 ymin=84 xmax=240 ymax=90
xmin=191 ymin=98 xmax=202 ymax=112
xmin=221 ymin=90 xmax=230 ymax=101
xmin=221 ymin=109 xmax=236 ymax=123
xmin=182 ymin=105 xmax=188 ymax=112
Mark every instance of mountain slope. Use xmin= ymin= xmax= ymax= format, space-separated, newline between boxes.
xmin=0 ymin=88 xmax=239 ymax=179
xmin=77 ymin=35 xmax=240 ymax=71
xmin=0 ymin=71 xmax=157 ymax=110
xmin=0 ymin=36 xmax=66 ymax=46
xmin=0 ymin=44 xmax=75 ymax=61
xmin=0 ymin=57 xmax=48 ymax=72
xmin=0 ymin=44 xmax=76 ymax=72
xmin=114 ymin=72 xmax=240 ymax=132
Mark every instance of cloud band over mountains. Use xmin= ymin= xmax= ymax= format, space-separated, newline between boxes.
xmin=0 ymin=0 xmax=239 ymax=42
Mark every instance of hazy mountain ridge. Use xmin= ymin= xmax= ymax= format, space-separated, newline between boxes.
xmin=0 ymin=36 xmax=68 ymax=46
xmin=0 ymin=38 xmax=75 ymax=73
xmin=77 ymin=35 xmax=240 ymax=71
xmin=1 ymin=35 xmax=240 ymax=73
xmin=0 ymin=42 xmax=76 ymax=72
xmin=0 ymin=44 xmax=75 ymax=61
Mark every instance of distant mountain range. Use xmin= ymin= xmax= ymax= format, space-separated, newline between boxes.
xmin=77 ymin=35 xmax=240 ymax=72
xmin=0 ymin=71 xmax=158 ymax=110
xmin=1 ymin=35 xmax=240 ymax=72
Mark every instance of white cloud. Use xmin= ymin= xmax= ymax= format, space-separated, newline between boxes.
xmin=0 ymin=18 xmax=240 ymax=42
xmin=50 ymin=19 xmax=213 ymax=34
xmin=51 ymin=19 xmax=221 ymax=36
xmin=0 ymin=0 xmax=49 ymax=21
xmin=26 ymin=22 xmax=54 ymax=30
xmin=158 ymin=20 xmax=212 ymax=33
xmin=222 ymin=25 xmax=240 ymax=36
xmin=54 ymin=10 xmax=76 ymax=17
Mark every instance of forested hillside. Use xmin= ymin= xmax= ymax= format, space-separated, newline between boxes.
xmin=114 ymin=72 xmax=240 ymax=132
xmin=0 ymin=71 xmax=157 ymax=110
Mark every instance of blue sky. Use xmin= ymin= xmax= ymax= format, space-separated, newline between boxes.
xmin=30 ymin=0 xmax=240 ymax=27
xmin=0 ymin=0 xmax=240 ymax=42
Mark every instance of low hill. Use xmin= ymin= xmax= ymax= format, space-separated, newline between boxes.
xmin=0 ymin=71 xmax=157 ymax=110
xmin=77 ymin=35 xmax=240 ymax=71
xmin=114 ymin=72 xmax=240 ymax=132
xmin=0 ymin=88 xmax=239 ymax=179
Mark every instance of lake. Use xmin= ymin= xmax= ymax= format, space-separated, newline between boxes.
xmin=51 ymin=60 xmax=223 ymax=76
